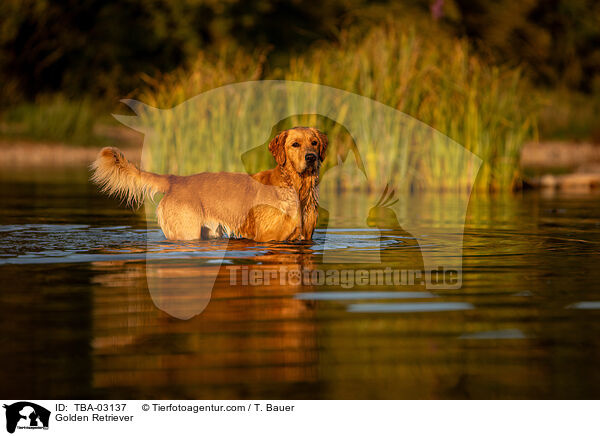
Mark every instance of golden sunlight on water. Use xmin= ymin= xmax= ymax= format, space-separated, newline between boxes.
xmin=1 ymin=169 xmax=600 ymax=399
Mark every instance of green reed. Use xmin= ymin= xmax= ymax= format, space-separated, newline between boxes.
xmin=137 ymin=22 xmax=538 ymax=192
xmin=1 ymin=95 xmax=108 ymax=146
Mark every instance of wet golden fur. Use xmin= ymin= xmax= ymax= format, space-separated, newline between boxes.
xmin=91 ymin=127 xmax=327 ymax=241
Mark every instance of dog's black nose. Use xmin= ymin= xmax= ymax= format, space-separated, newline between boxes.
xmin=305 ymin=153 xmax=317 ymax=164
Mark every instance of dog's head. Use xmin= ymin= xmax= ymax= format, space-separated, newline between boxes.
xmin=269 ymin=127 xmax=327 ymax=175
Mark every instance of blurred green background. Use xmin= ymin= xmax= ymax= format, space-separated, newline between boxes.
xmin=1 ymin=0 xmax=599 ymax=188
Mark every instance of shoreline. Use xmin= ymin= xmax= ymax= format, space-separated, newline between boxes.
xmin=0 ymin=140 xmax=142 ymax=168
xmin=1 ymin=139 xmax=598 ymax=191
xmin=520 ymin=141 xmax=600 ymax=191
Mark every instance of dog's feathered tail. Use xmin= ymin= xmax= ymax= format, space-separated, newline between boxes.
xmin=90 ymin=147 xmax=170 ymax=207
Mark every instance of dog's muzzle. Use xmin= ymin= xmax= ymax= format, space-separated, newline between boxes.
xmin=305 ymin=153 xmax=317 ymax=165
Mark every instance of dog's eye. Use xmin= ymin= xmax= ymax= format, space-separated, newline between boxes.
xmin=292 ymin=142 xmax=300 ymax=148
xmin=311 ymin=140 xmax=318 ymax=145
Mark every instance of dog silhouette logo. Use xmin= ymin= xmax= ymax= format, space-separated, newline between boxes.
xmin=114 ymin=81 xmax=481 ymax=319
xmin=3 ymin=402 xmax=50 ymax=433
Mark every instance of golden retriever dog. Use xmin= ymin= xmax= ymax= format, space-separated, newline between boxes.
xmin=91 ymin=127 xmax=327 ymax=242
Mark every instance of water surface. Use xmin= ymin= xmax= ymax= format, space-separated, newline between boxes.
xmin=1 ymin=168 xmax=599 ymax=399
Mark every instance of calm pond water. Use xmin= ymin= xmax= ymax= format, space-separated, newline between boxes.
xmin=1 ymin=167 xmax=599 ymax=399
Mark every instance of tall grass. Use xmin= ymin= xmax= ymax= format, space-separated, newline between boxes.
xmin=136 ymin=22 xmax=538 ymax=192
xmin=537 ymin=89 xmax=600 ymax=142
xmin=0 ymin=95 xmax=110 ymax=146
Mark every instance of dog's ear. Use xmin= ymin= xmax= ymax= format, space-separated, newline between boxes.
xmin=314 ymin=129 xmax=328 ymax=162
xmin=268 ymin=131 xmax=287 ymax=166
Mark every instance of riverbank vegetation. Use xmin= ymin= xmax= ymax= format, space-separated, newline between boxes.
xmin=1 ymin=0 xmax=598 ymax=190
